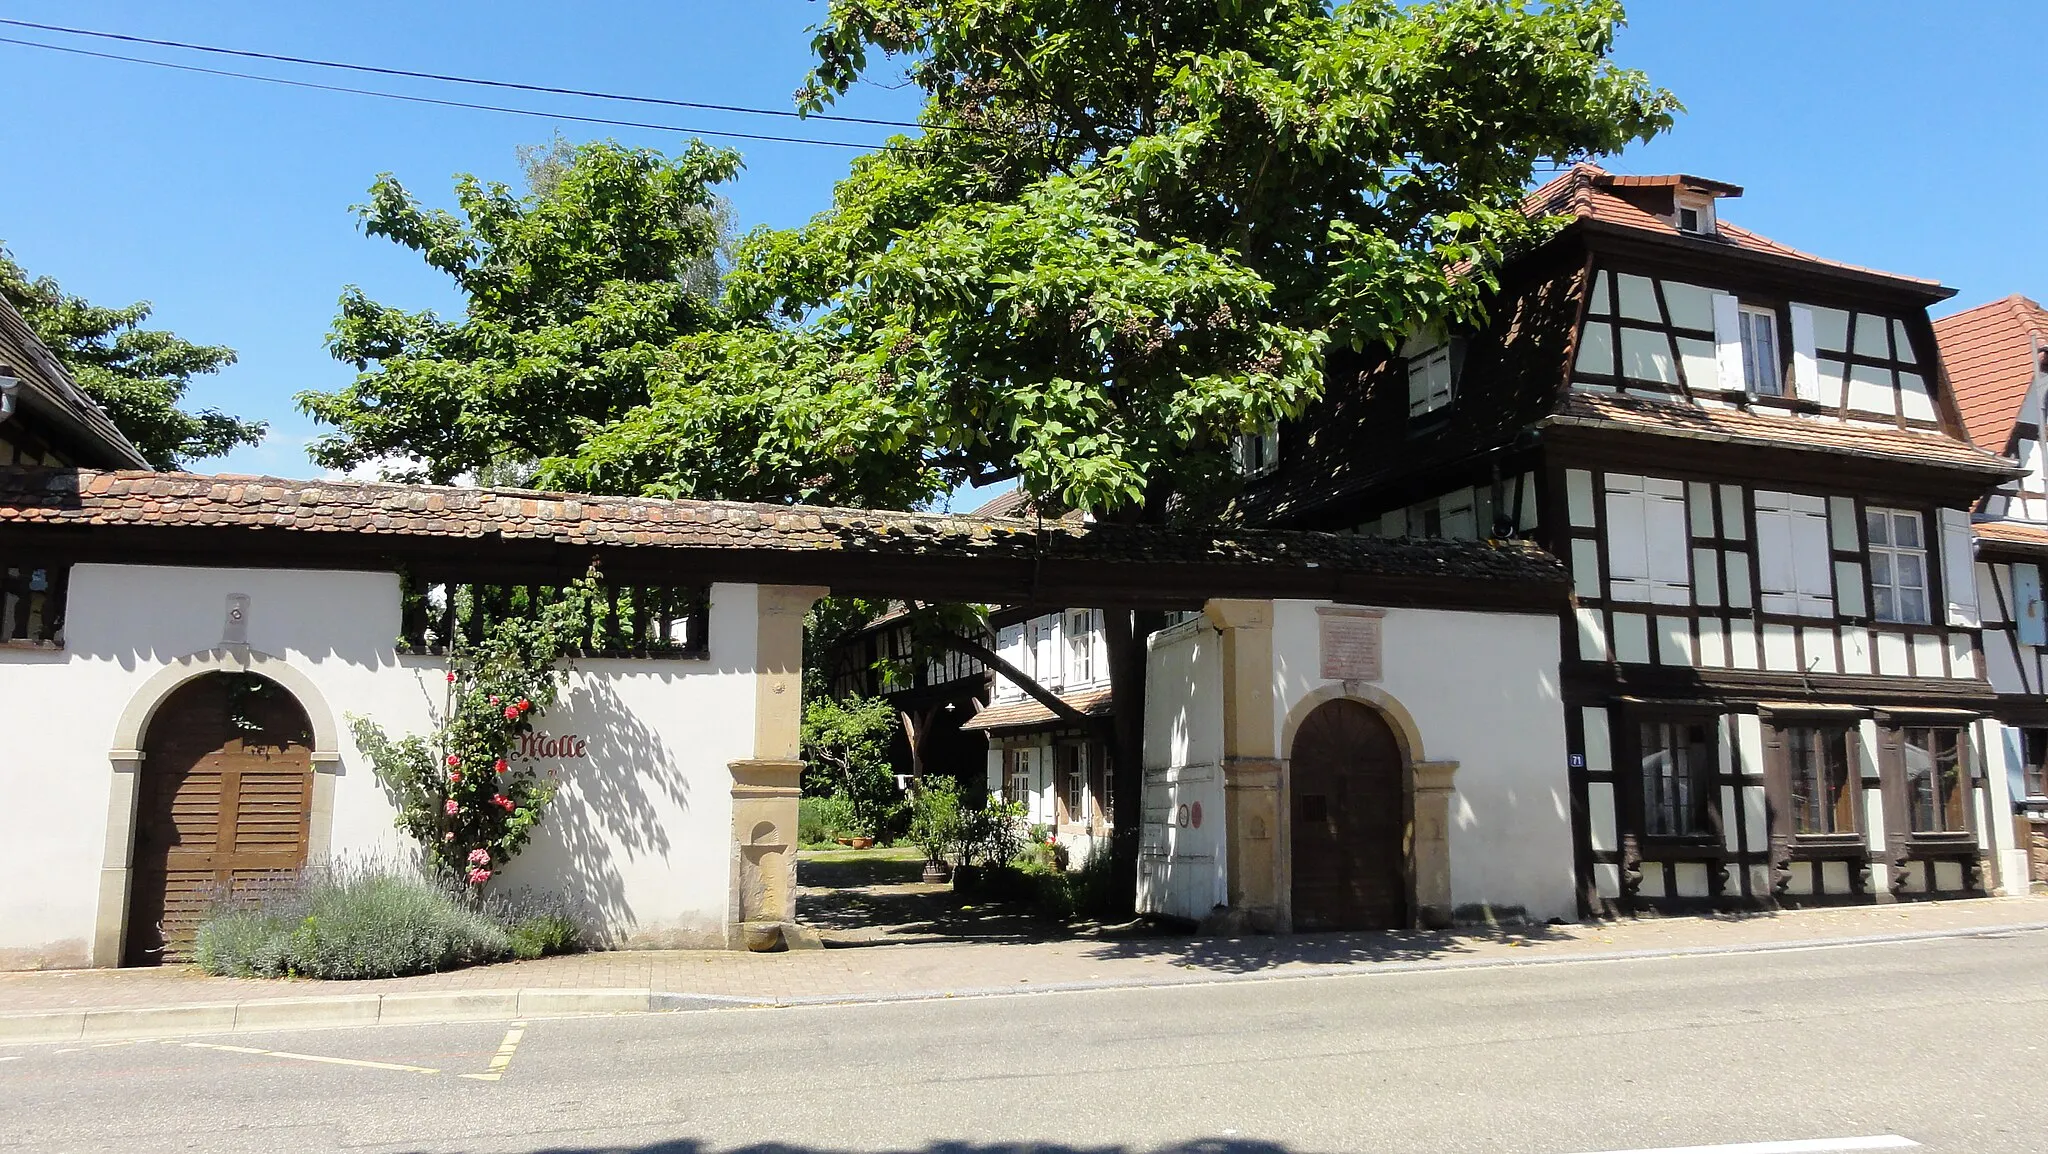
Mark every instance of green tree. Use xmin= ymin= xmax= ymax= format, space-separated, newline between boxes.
xmin=298 ymin=139 xmax=744 ymax=484
xmin=539 ymin=0 xmax=1677 ymax=908
xmin=0 ymin=247 xmax=261 ymax=469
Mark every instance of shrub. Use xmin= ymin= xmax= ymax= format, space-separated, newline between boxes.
xmin=799 ymin=793 xmax=858 ymax=846
xmin=907 ymin=777 xmax=966 ymax=865
xmin=962 ymin=799 xmax=1026 ymax=867
xmin=192 ymin=860 xmax=584 ymax=980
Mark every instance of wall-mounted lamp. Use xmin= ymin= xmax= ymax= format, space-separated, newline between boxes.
xmin=0 ymin=364 xmax=19 ymax=421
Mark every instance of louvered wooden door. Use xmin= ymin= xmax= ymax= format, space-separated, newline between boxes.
xmin=1289 ymin=699 xmax=1407 ymax=931
xmin=126 ymin=674 xmax=312 ymax=966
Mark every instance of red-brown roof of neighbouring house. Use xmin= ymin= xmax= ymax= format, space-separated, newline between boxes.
xmin=1546 ymin=392 xmax=2020 ymax=475
xmin=959 ymin=686 xmax=1116 ymax=732
xmin=1933 ymin=295 xmax=2048 ymax=450
xmin=1523 ymin=164 xmax=1947 ymax=293
xmin=1973 ymin=519 xmax=2048 ymax=555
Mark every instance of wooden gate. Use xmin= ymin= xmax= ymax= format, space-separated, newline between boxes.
xmin=1289 ymin=698 xmax=1407 ymax=931
xmin=125 ymin=673 xmax=313 ymax=966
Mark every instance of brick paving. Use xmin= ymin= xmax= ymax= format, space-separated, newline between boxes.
xmin=4 ymin=896 xmax=2045 ymax=1016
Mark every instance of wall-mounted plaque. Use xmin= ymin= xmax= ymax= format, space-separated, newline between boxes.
xmin=1317 ymin=606 xmax=1384 ymax=681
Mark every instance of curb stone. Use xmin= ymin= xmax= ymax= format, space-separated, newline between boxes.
xmin=1 ymin=920 xmax=2045 ymax=1046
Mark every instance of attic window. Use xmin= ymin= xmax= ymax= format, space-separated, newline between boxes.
xmin=1676 ymin=196 xmax=1716 ymax=237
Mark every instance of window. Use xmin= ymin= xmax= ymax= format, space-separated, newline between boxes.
xmin=2024 ymin=730 xmax=2048 ymax=801
xmin=1903 ymin=727 xmax=1967 ymax=834
xmin=1006 ymin=748 xmax=1033 ymax=805
xmin=1065 ymin=610 xmax=1096 ymax=685
xmin=994 ymin=624 xmax=1027 ymax=700
xmin=1030 ymin=618 xmax=1061 ymax=690
xmin=1232 ymin=426 xmax=1279 ymax=477
xmin=1755 ymin=490 xmax=1834 ymax=617
xmin=1407 ymin=342 xmax=1456 ymax=417
xmin=1089 ymin=742 xmax=1113 ymax=828
xmin=1786 ymin=726 xmax=1857 ymax=836
xmin=1058 ymin=744 xmax=1087 ymax=823
xmin=1676 ymin=197 xmax=1715 ymax=236
xmin=1739 ymin=305 xmax=1782 ymax=396
xmin=1866 ymin=508 xmax=1930 ymax=624
xmin=1640 ymin=718 xmax=1716 ymax=837
xmin=1 ymin=562 xmax=67 ymax=646
xmin=1604 ymin=474 xmax=1690 ymax=604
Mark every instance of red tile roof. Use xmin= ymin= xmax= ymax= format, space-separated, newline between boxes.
xmin=1547 ymin=392 xmax=2019 ymax=475
xmin=1972 ymin=519 xmax=2048 ymax=555
xmin=960 ymin=686 xmax=1115 ymax=732
xmin=1933 ymin=295 xmax=2048 ymax=450
xmin=1523 ymin=164 xmax=1946 ymax=292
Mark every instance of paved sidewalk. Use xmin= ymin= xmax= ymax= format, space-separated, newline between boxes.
xmin=7 ymin=895 xmax=2047 ymax=1016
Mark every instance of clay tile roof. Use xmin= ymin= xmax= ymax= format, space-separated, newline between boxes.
xmin=959 ymin=685 xmax=1116 ymax=732
xmin=1972 ymin=519 xmax=2048 ymax=556
xmin=1547 ymin=391 xmax=2021 ymax=476
xmin=1933 ymin=295 xmax=2048 ymax=450
xmin=1522 ymin=164 xmax=1946 ymax=294
xmin=0 ymin=295 xmax=150 ymax=469
xmin=0 ymin=468 xmax=1569 ymax=590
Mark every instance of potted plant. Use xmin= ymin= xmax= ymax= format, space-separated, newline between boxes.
xmin=908 ymin=778 xmax=964 ymax=884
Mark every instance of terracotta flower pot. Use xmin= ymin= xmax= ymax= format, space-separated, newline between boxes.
xmin=922 ymin=861 xmax=953 ymax=884
xmin=850 ymin=836 xmax=876 ymax=849
xmin=835 ymin=837 xmax=853 ymax=846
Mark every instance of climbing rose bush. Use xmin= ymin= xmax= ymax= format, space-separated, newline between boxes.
xmin=351 ymin=588 xmax=591 ymax=887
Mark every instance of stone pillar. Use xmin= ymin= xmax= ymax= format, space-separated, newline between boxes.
xmin=1411 ymin=761 xmax=1458 ymax=930
xmin=727 ymin=583 xmax=826 ymax=950
xmin=1203 ymin=598 xmax=1284 ymax=933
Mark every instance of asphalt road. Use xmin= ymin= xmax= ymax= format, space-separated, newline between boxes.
xmin=4 ymin=930 xmax=2046 ymax=1154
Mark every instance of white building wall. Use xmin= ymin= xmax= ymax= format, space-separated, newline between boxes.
xmin=1137 ymin=618 xmax=1227 ymax=921
xmin=1268 ymin=601 xmax=1574 ymax=923
xmin=0 ymin=564 xmax=758 ymax=969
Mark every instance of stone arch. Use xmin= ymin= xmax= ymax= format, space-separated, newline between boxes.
xmin=94 ymin=648 xmax=341 ymax=967
xmin=1278 ymin=684 xmax=1459 ymax=931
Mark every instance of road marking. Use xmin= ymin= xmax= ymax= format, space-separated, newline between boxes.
xmin=180 ymin=1041 xmax=440 ymax=1076
xmin=459 ymin=1021 xmax=526 ymax=1082
xmin=1570 ymin=1138 xmax=1917 ymax=1154
xmin=0 ymin=1055 xmax=21 ymax=1063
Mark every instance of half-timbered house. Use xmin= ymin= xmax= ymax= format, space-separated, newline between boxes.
xmin=1241 ymin=164 xmax=2030 ymax=915
xmin=1933 ymin=294 xmax=2048 ymax=883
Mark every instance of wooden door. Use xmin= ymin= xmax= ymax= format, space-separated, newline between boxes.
xmin=126 ymin=673 xmax=313 ymax=966
xmin=1289 ymin=699 xmax=1407 ymax=931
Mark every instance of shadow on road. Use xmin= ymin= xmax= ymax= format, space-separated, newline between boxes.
xmin=1077 ymin=921 xmax=1576 ymax=974
xmin=507 ymin=1142 xmax=1299 ymax=1154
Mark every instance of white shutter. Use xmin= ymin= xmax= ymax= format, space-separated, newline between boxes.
xmin=1645 ymin=479 xmax=1691 ymax=604
xmin=1604 ymin=476 xmax=1652 ymax=601
xmin=1790 ymin=497 xmax=1835 ymax=616
xmin=1789 ymin=305 xmax=1821 ymax=403
xmin=1713 ymin=292 xmax=1746 ymax=391
xmin=996 ymin=625 xmax=1026 ymax=699
xmin=1940 ymin=507 xmax=1981 ymax=627
xmin=1754 ymin=491 xmax=1797 ymax=614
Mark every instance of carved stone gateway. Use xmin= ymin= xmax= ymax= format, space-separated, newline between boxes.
xmin=1316 ymin=606 xmax=1384 ymax=682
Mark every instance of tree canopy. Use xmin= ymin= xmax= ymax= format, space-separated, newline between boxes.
xmin=0 ymin=248 xmax=261 ymax=470
xmin=298 ymin=140 xmax=743 ymax=485
xmin=532 ymin=0 xmax=1676 ymax=519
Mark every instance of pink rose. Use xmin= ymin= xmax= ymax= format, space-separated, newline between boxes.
xmin=446 ymin=672 xmax=456 ymax=683
xmin=444 ymin=799 xmax=459 ymax=815
xmin=489 ymin=696 xmax=500 ymax=705
xmin=468 ymin=848 xmax=491 ymax=866
xmin=492 ymin=794 xmax=513 ymax=811
xmin=446 ymin=754 xmax=460 ymax=768
xmin=504 ymin=706 xmax=520 ymax=721
xmin=443 ymin=831 xmax=455 ymax=842
xmin=449 ymin=770 xmax=463 ymax=784
xmin=466 ymin=867 xmax=491 ymax=885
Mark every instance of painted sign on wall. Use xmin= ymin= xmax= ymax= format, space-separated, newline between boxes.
xmin=515 ymin=732 xmax=591 ymax=761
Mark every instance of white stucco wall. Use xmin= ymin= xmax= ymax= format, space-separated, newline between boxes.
xmin=1270 ymin=601 xmax=1573 ymax=923
xmin=1137 ymin=619 xmax=1227 ymax=921
xmin=0 ymin=565 xmax=758 ymax=968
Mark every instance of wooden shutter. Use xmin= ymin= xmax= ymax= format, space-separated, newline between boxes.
xmin=1713 ymin=292 xmax=1746 ymax=390
xmin=1789 ymin=305 xmax=1821 ymax=403
xmin=1790 ymin=496 xmax=1835 ymax=616
xmin=1755 ymin=491 xmax=1797 ymax=614
xmin=1644 ymin=478 xmax=1690 ymax=604
xmin=2018 ymin=563 xmax=2046 ymax=647
xmin=1605 ymin=475 xmax=1652 ymax=601
xmin=1940 ymin=508 xmax=1981 ymax=627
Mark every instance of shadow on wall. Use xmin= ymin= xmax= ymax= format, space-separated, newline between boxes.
xmin=482 ymin=1140 xmax=1305 ymax=1154
xmin=506 ymin=673 xmax=692 ymax=943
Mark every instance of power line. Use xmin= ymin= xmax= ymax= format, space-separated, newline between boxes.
xmin=0 ymin=16 xmax=944 ymax=134
xmin=0 ymin=35 xmax=905 ymax=152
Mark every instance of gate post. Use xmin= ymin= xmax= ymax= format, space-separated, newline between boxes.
xmin=1411 ymin=761 xmax=1459 ymax=929
xmin=728 ymin=583 xmax=826 ymax=949
xmin=1203 ymin=598 xmax=1285 ymax=932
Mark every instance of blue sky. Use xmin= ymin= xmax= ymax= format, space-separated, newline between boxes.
xmin=0 ymin=2 xmax=2042 ymax=485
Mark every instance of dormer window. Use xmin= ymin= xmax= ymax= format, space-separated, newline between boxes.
xmin=1403 ymin=330 xmax=1462 ymax=421
xmin=1232 ymin=424 xmax=1279 ymax=478
xmin=1676 ymin=195 xmax=1716 ymax=237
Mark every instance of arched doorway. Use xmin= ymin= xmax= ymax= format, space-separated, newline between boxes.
xmin=125 ymin=672 xmax=314 ymax=966
xmin=1289 ymin=698 xmax=1408 ymax=931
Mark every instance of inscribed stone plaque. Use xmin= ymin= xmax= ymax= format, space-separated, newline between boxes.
xmin=1318 ymin=610 xmax=1383 ymax=681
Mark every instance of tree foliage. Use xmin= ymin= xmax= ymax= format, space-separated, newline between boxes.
xmin=540 ymin=0 xmax=1676 ymax=518
xmin=0 ymin=247 xmax=260 ymax=469
xmin=299 ymin=140 xmax=743 ymax=484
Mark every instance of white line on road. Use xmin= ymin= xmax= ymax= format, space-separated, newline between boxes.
xmin=181 ymin=1041 xmax=440 ymax=1076
xmin=1571 ymin=1137 xmax=1917 ymax=1154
